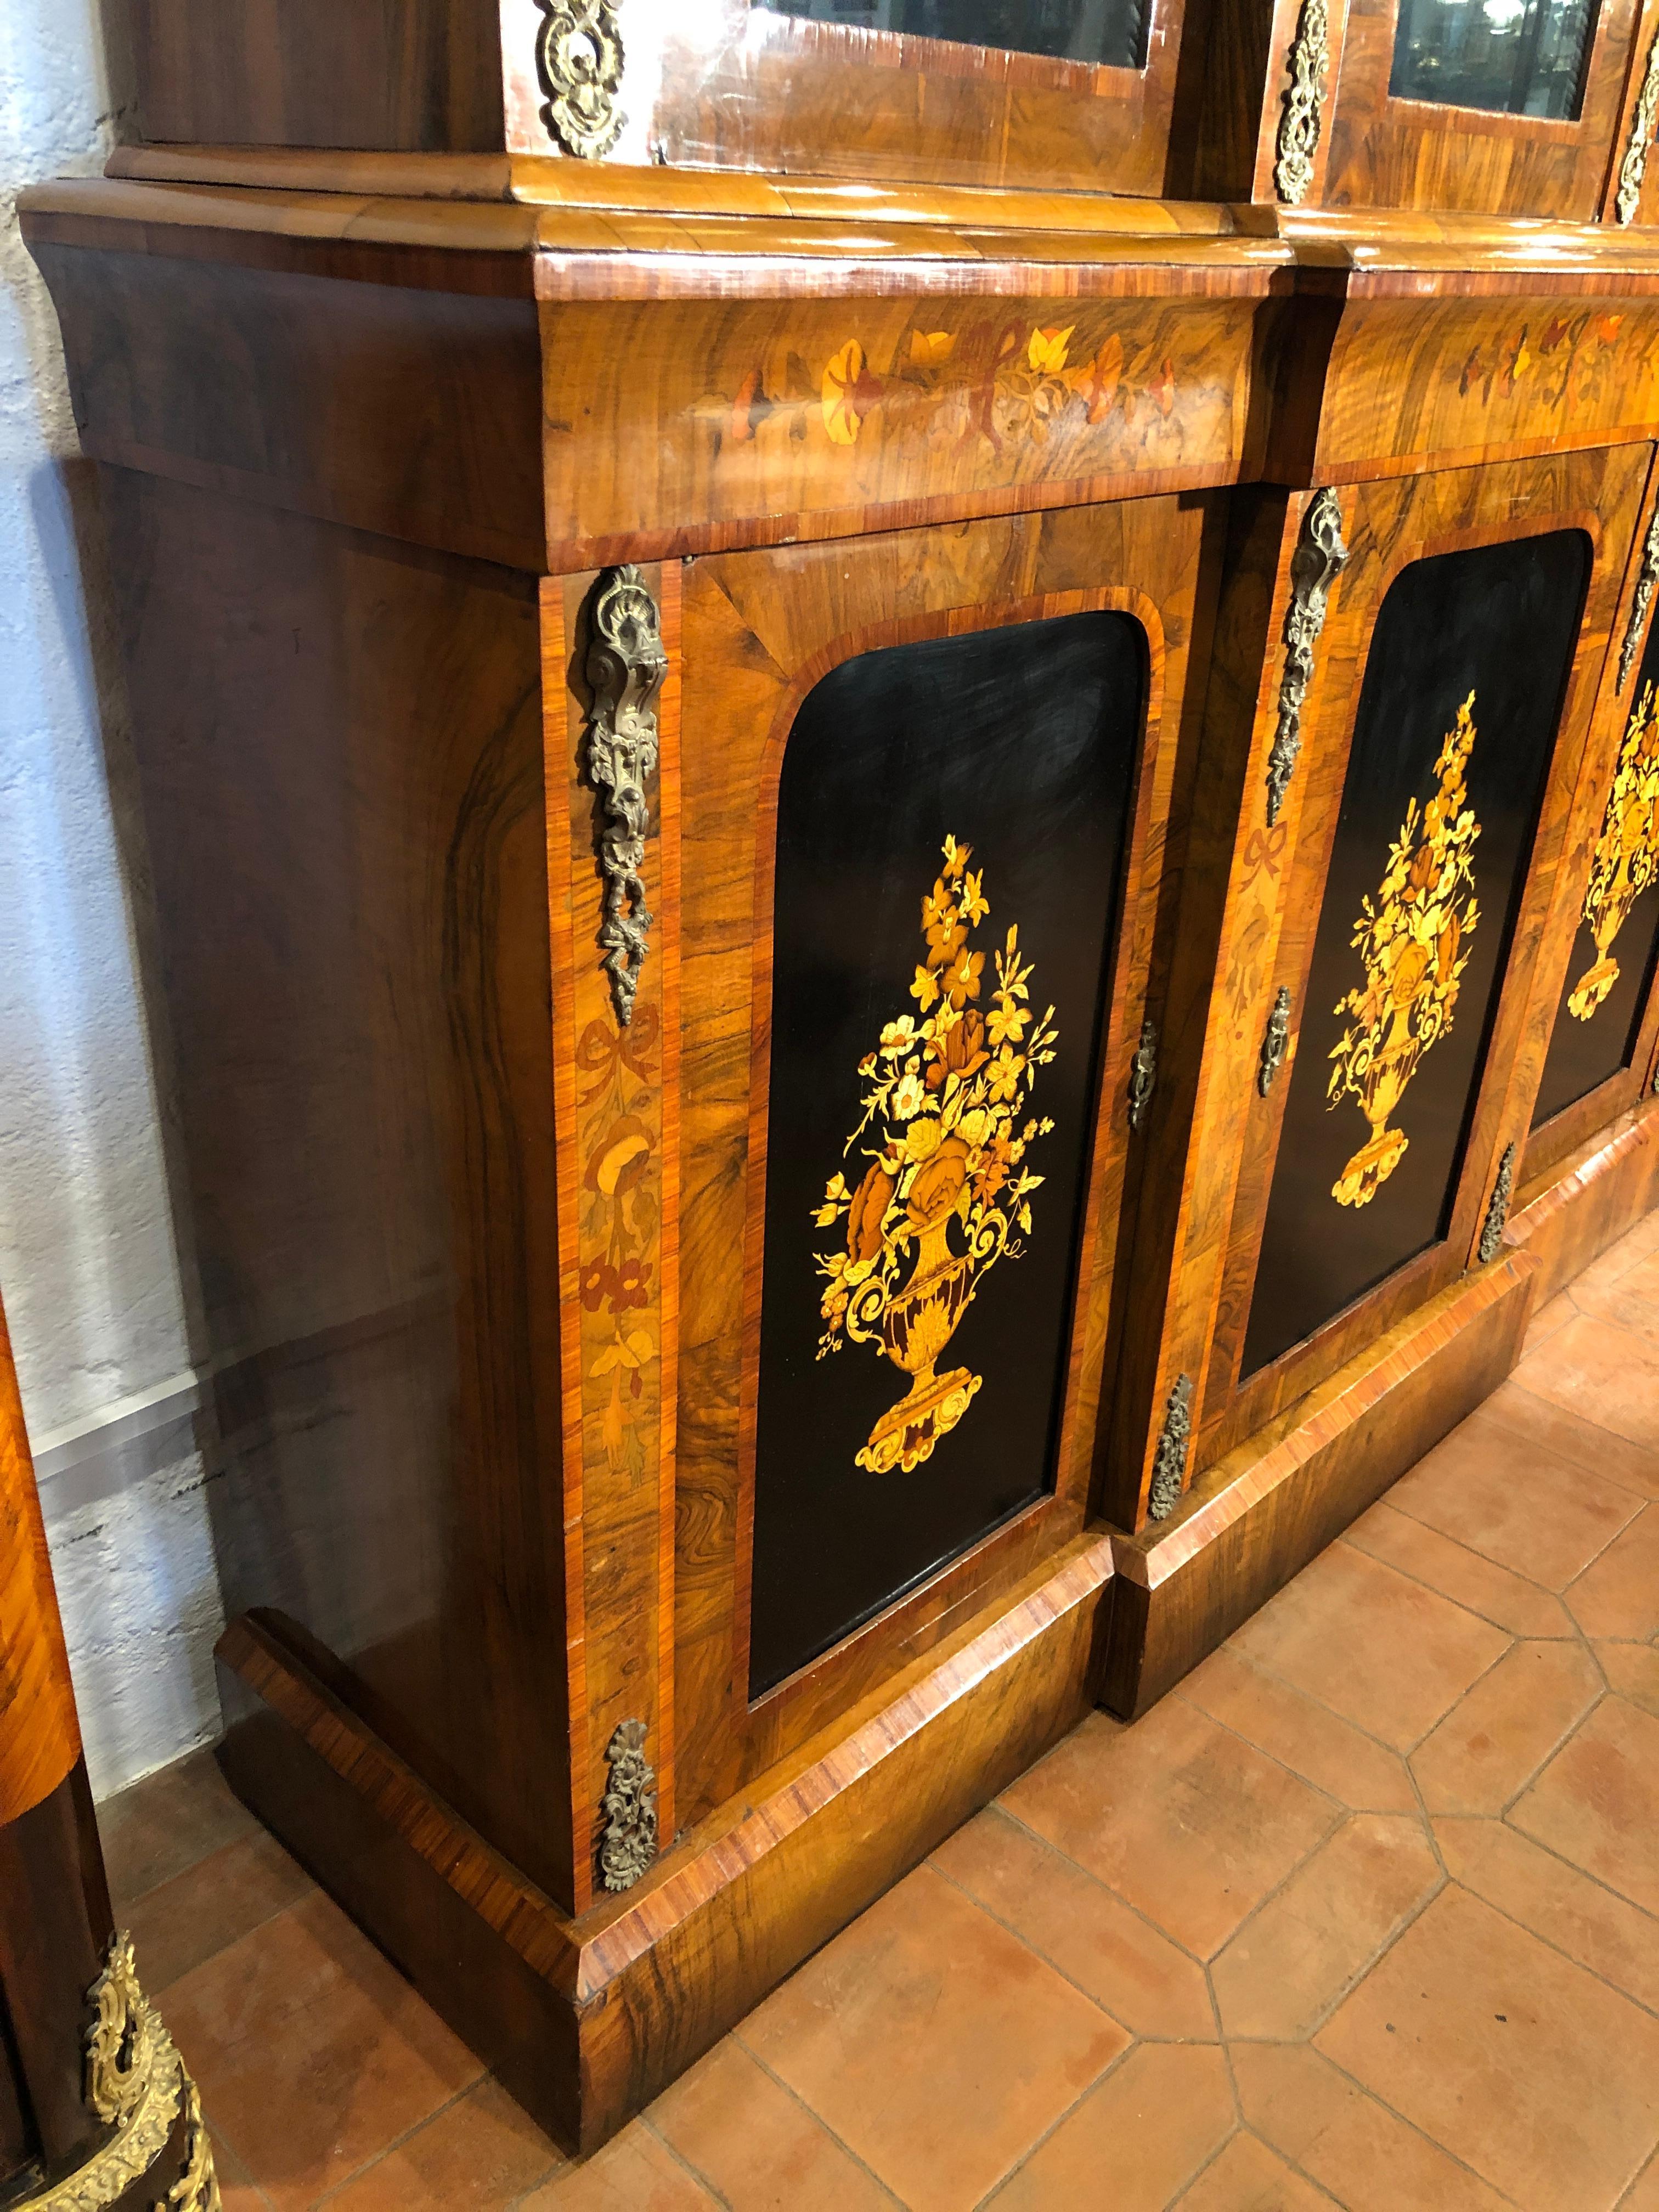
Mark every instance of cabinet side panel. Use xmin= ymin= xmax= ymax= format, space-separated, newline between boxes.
xmin=105 ymin=0 xmax=507 ymax=153
xmin=104 ymin=471 xmax=574 ymax=1906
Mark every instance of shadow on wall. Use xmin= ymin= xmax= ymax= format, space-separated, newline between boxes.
xmin=0 ymin=0 xmax=227 ymax=1794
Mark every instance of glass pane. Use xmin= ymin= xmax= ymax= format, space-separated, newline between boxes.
xmin=1241 ymin=531 xmax=1590 ymax=1382
xmin=747 ymin=610 xmax=1144 ymax=1698
xmin=752 ymin=0 xmax=1148 ymax=70
xmin=1533 ymin=616 xmax=1659 ymax=1129
xmin=1390 ymin=0 xmax=1599 ymax=120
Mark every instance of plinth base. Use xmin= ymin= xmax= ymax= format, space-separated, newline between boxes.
xmin=216 ymin=1532 xmax=1114 ymax=2158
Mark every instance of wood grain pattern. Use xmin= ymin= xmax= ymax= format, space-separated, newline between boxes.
xmin=1513 ymin=1096 xmax=1659 ymax=1296
xmin=104 ymin=0 xmax=508 ymax=153
xmin=0 ymin=1304 xmax=80 ymax=1833
xmin=1105 ymin=1246 xmax=1538 ymax=1717
xmin=1198 ymin=449 xmax=1643 ymax=1468
xmin=670 ymin=495 xmax=1213 ymax=1829
xmin=543 ymin=569 xmax=680 ymax=1908
xmin=217 ymin=1528 xmax=1111 ymax=2155
xmin=1312 ymin=288 xmax=1659 ymax=483
xmin=1498 ymin=454 xmax=1659 ymax=1180
xmin=1321 ymin=0 xmax=1641 ymax=218
xmin=103 ymin=468 xmax=579 ymax=1906
xmin=537 ymin=285 xmax=1271 ymax=569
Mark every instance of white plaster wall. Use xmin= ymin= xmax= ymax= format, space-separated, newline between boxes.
xmin=1 ymin=1 xmax=225 ymax=1796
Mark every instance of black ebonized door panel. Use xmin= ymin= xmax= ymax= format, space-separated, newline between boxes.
xmin=1243 ymin=529 xmax=1591 ymax=1378
xmin=1533 ymin=614 xmax=1659 ymax=1127
xmin=748 ymin=611 xmax=1144 ymax=1696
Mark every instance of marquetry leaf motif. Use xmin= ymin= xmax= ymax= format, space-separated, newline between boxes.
xmin=812 ymin=836 xmax=1059 ymax=1477
xmin=1146 ymin=1374 xmax=1194 ymax=1522
xmin=535 ymin=0 xmax=624 ymax=159
xmin=1258 ymin=985 xmax=1293 ymax=1096
xmin=32 ymin=1933 xmax=222 ymax=2211
xmin=1570 ymin=679 xmax=1659 ymax=1019
xmin=1127 ymin=1015 xmax=1158 ymax=1130
xmin=1478 ymin=1142 xmax=1516 ymax=1265
xmin=1617 ymin=28 xmax=1659 ymax=224
xmin=1275 ymin=0 xmax=1331 ymax=206
xmin=585 ymin=566 xmax=665 ymax=1028
xmin=1327 ymin=695 xmax=1483 ymax=1209
xmin=1618 ymin=507 xmax=1659 ymax=691
xmin=1266 ymin=491 xmax=1348 ymax=827
xmin=599 ymin=1719 xmax=658 ymax=1892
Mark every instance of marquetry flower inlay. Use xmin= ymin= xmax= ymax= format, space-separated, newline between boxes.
xmin=812 ymin=837 xmax=1058 ymax=1475
xmin=1327 ymin=696 xmax=1482 ymax=1208
xmin=1569 ymin=679 xmax=1659 ymax=1020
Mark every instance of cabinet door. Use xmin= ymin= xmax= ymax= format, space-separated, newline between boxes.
xmin=1114 ymin=448 xmax=1647 ymax=1524
xmin=665 ymin=494 xmax=1217 ymax=1824
xmin=1528 ymin=472 xmax=1659 ymax=1163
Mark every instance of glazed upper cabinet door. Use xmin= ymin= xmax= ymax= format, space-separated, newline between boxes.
xmin=1319 ymin=0 xmax=1643 ymax=216
xmin=499 ymin=0 xmax=1190 ymax=190
xmin=1115 ymin=448 xmax=1648 ymax=1522
xmin=669 ymin=494 xmax=1217 ymax=1825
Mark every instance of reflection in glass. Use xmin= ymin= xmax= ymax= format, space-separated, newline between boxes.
xmin=752 ymin=0 xmax=1148 ymax=69
xmin=1390 ymin=0 xmax=1598 ymax=119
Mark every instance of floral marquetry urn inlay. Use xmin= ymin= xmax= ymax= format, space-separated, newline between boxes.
xmin=1327 ymin=695 xmax=1483 ymax=1207
xmin=812 ymin=836 xmax=1059 ymax=1476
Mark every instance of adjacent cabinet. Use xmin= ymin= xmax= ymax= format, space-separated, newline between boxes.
xmin=19 ymin=0 xmax=1659 ymax=2175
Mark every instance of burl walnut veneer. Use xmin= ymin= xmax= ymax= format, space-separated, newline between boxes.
xmin=20 ymin=0 xmax=1659 ymax=2152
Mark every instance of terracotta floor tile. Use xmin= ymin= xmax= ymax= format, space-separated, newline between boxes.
xmin=1480 ymin=1378 xmax=1659 ymax=1500
xmin=1314 ymin=1884 xmax=1659 ymax=2211
xmin=1597 ymin=1640 xmax=1659 ymax=1720
xmin=648 ymin=2038 xmax=896 ymax=2209
xmin=1171 ymin=2130 xmax=1333 ymax=2210
xmin=1566 ymin=1506 xmax=1659 ymax=1640
xmin=1344 ymin=1500 xmax=1576 ymax=1638
xmin=1567 ymin=1248 xmax=1659 ymax=1338
xmin=1233 ymin=2042 xmax=1513 ymax=2211
xmin=518 ymin=2125 xmax=717 ymax=2209
xmin=1624 ymin=2151 xmax=1659 ymax=2212
xmin=737 ymin=1861 xmax=1126 ymax=2211
xmin=1514 ymin=1312 xmax=1659 ymax=1454
xmin=1227 ymin=1541 xmax=1509 ymax=1751
xmin=99 ymin=1748 xmax=259 ymax=1909
xmin=1000 ymin=1701 xmax=1335 ymax=1959
xmin=1387 ymin=1409 xmax=1642 ymax=1589
xmin=1211 ymin=1812 xmax=1440 ymax=2039
xmin=132 ymin=1830 xmax=314 ymax=1997
xmin=208 ymin=2128 xmax=273 ymax=2211
xmin=931 ymin=1805 xmax=1216 ymax=2038
xmin=161 ymin=1892 xmax=482 ymax=2211
xmin=1409 ymin=1639 xmax=1601 ymax=1815
xmin=1510 ymin=1695 xmax=1659 ymax=1915
xmin=985 ymin=2044 xmax=1233 ymax=2211
xmin=321 ymin=2078 xmax=562 ymax=2209
xmin=1433 ymin=1814 xmax=1659 ymax=2017
xmin=1521 ymin=1286 xmax=1578 ymax=1355
xmin=1177 ymin=1643 xmax=1418 ymax=1811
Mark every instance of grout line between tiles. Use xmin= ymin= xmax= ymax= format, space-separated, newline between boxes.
xmin=1440 ymin=1860 xmax=1659 ymax=2027
xmin=638 ymin=2112 xmax=734 ymax=2207
xmin=923 ymin=1852 xmax=1155 ymax=2043
xmin=307 ymin=2076 xmax=492 ymax=2208
xmin=1615 ymin=2138 xmax=1659 ymax=2208
xmin=967 ymin=2030 xmax=1141 ymax=2208
xmin=1163 ymin=2121 xmax=1244 ymax=2206
xmin=1339 ymin=1505 xmax=1578 ymax=1633
xmin=990 ymin=1798 xmax=1215 ymax=1971
xmin=719 ymin=2032 xmax=912 ymax=2206
xmin=1307 ymin=2039 xmax=1532 ymax=2207
xmin=1481 ymin=1376 xmax=1659 ymax=1503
